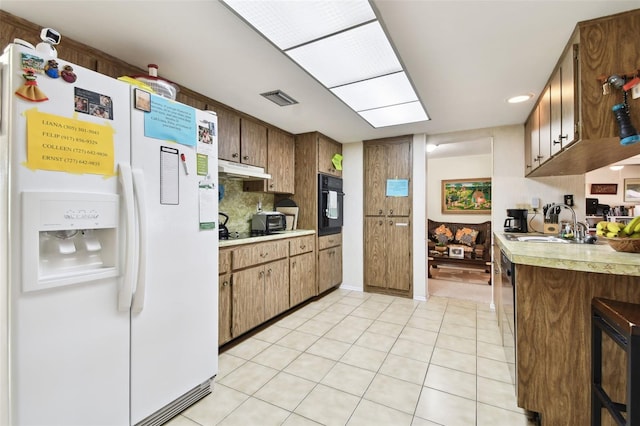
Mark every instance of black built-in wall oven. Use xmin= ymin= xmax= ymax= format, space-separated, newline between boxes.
xmin=318 ymin=174 xmax=344 ymax=235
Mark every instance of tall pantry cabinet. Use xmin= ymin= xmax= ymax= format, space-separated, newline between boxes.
xmin=363 ymin=136 xmax=412 ymax=298
xmin=281 ymin=132 xmax=343 ymax=295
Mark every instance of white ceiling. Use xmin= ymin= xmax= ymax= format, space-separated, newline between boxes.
xmin=2 ymin=1 xmax=639 ymax=149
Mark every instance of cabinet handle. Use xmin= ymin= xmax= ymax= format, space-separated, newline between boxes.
xmin=243 ymin=155 xmax=249 ymax=160
xmin=292 ymin=261 xmax=296 ymax=268
xmin=389 ymin=220 xmax=393 ymax=226
xmin=232 ymin=153 xmax=239 ymax=158
xmin=379 ymin=220 xmax=383 ymax=225
xmin=222 ymin=281 xmax=229 ymax=287
xmin=378 ymin=209 xmax=383 ymax=215
xmin=267 ymin=268 xmax=272 ymax=275
xmin=269 ymin=183 xmax=274 ymax=188
xmin=260 ymin=252 xmax=268 ymax=257
xmin=389 ymin=209 xmax=393 ymax=215
xmin=259 ymin=271 xmax=264 ymax=277
xmin=300 ymin=245 xmax=305 ymax=249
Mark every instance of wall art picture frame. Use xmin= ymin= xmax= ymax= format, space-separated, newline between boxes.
xmin=590 ymin=183 xmax=618 ymax=195
xmin=624 ymin=178 xmax=640 ymax=202
xmin=441 ymin=178 xmax=491 ymax=214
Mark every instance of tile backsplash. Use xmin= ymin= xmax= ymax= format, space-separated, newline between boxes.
xmin=218 ymin=176 xmax=274 ymax=234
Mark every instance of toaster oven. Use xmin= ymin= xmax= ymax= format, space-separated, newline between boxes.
xmin=251 ymin=212 xmax=286 ymax=235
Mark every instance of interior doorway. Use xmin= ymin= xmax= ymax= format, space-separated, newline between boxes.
xmin=425 ymin=137 xmax=493 ymax=304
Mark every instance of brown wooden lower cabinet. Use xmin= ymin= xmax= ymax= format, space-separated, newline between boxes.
xmin=218 ymin=273 xmax=232 ymax=346
xmin=263 ymin=259 xmax=289 ymax=320
xmin=219 ymin=235 xmax=317 ymax=346
xmin=290 ymin=252 xmax=316 ymax=307
xmin=516 ymin=264 xmax=640 ymax=426
xmin=232 ymin=265 xmax=266 ymax=337
xmin=318 ymin=235 xmax=342 ymax=294
xmin=364 ymin=217 xmax=411 ymax=296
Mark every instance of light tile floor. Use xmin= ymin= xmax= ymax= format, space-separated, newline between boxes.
xmin=168 ymin=289 xmax=536 ymax=426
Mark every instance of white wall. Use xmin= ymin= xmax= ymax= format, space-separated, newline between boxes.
xmin=341 ymin=142 xmax=364 ymax=293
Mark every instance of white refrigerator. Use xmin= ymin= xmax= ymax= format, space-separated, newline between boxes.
xmin=0 ymin=42 xmax=218 ymax=425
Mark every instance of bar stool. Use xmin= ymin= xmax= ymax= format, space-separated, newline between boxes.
xmin=591 ymin=297 xmax=640 ymax=426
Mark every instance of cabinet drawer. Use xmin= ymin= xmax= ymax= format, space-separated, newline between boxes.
xmin=290 ymin=236 xmax=315 ymax=256
xmin=219 ymin=249 xmax=232 ymax=275
xmin=318 ymin=233 xmax=342 ymax=250
xmin=232 ymin=240 xmax=288 ymax=270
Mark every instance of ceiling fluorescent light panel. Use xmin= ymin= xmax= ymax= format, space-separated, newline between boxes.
xmin=331 ymin=71 xmax=417 ymax=111
xmin=286 ymin=21 xmax=402 ymax=88
xmin=359 ymin=101 xmax=429 ymax=128
xmin=222 ymin=0 xmax=375 ymax=50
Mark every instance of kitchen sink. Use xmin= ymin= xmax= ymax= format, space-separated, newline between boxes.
xmin=504 ymin=234 xmax=573 ymax=243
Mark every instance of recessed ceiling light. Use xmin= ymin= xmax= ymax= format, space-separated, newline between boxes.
xmin=507 ymin=93 xmax=534 ymax=104
xmin=609 ymin=165 xmax=624 ymax=171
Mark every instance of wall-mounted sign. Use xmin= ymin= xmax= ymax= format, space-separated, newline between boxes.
xmin=386 ymin=179 xmax=409 ymax=197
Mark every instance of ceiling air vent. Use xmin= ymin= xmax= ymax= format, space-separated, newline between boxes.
xmin=260 ymin=90 xmax=298 ymax=106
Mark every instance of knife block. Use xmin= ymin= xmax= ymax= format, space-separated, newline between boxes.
xmin=544 ymin=223 xmax=560 ymax=234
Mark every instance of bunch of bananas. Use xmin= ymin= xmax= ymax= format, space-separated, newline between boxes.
xmin=596 ymin=216 xmax=640 ymax=238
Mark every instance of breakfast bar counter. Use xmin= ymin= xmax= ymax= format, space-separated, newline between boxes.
xmin=493 ymin=232 xmax=640 ymax=426
xmin=494 ymin=232 xmax=640 ymax=276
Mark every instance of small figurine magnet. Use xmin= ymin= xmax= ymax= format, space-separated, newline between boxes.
xmin=60 ymin=65 xmax=77 ymax=83
xmin=44 ymin=59 xmax=59 ymax=78
xmin=15 ymin=67 xmax=49 ymax=102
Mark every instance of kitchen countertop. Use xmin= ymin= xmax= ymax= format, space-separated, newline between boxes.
xmin=219 ymin=229 xmax=316 ymax=248
xmin=494 ymin=232 xmax=640 ymax=276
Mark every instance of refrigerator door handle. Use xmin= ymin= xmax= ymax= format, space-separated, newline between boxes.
xmin=118 ymin=163 xmax=137 ymax=311
xmin=131 ymin=169 xmax=147 ymax=313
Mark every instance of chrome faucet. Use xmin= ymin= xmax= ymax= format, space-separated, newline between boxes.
xmin=545 ymin=203 xmax=578 ymax=240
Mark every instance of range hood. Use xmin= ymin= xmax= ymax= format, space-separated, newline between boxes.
xmin=218 ymin=159 xmax=271 ymax=180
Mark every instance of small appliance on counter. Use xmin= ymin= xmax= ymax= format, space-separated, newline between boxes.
xmin=219 ymin=212 xmax=230 ymax=240
xmin=251 ymin=211 xmax=286 ymax=235
xmin=504 ymin=209 xmax=528 ymax=233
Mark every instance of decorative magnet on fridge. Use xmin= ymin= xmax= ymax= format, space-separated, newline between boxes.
xmin=15 ymin=67 xmax=49 ymax=102
xmin=60 ymin=65 xmax=77 ymax=83
xmin=44 ymin=59 xmax=59 ymax=78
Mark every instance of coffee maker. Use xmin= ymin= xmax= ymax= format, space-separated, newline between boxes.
xmin=504 ymin=209 xmax=528 ymax=233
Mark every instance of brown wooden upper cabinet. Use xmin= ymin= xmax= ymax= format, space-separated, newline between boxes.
xmin=214 ymin=107 xmax=267 ymax=169
xmin=318 ymin=134 xmax=342 ymax=177
xmin=525 ymin=9 xmax=640 ymax=177
xmin=245 ymin=128 xmax=295 ymax=194
xmin=364 ymin=139 xmax=412 ymax=217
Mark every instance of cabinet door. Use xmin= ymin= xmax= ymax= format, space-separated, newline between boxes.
xmin=560 ymin=45 xmax=577 ymax=148
xmin=318 ymin=245 xmax=341 ymax=294
xmin=386 ymin=219 xmax=411 ymax=292
xmin=218 ymin=274 xmax=232 ymax=346
xmin=232 ymin=266 xmax=265 ymax=337
xmin=318 ymin=135 xmax=342 ymax=176
xmin=550 ymin=70 xmax=563 ymax=156
xmin=240 ymin=119 xmax=267 ymax=168
xmin=290 ymin=252 xmax=316 ymax=307
xmin=331 ymin=245 xmax=343 ymax=290
xmin=524 ymin=114 xmax=533 ymax=174
xmin=264 ymin=259 xmax=290 ymax=320
xmin=215 ymin=107 xmax=241 ymax=162
xmin=364 ymin=144 xmax=386 ymax=216
xmin=530 ymin=104 xmax=541 ymax=171
xmin=386 ymin=142 xmax=412 ymax=216
xmin=266 ymin=128 xmax=295 ymax=193
xmin=364 ymin=218 xmax=387 ymax=289
xmin=538 ymin=86 xmax=552 ymax=165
